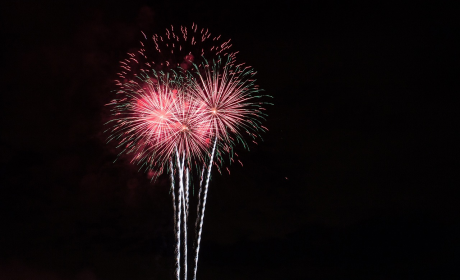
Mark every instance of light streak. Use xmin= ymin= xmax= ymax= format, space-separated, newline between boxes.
xmin=193 ymin=139 xmax=217 ymax=280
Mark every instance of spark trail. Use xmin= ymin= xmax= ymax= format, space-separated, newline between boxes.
xmin=193 ymin=139 xmax=217 ymax=280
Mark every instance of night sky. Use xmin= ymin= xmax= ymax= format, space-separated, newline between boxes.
xmin=1 ymin=1 xmax=459 ymax=279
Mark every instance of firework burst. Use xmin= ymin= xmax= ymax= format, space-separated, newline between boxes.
xmin=106 ymin=70 xmax=212 ymax=173
xmin=187 ymin=57 xmax=268 ymax=158
xmin=105 ymin=24 xmax=270 ymax=280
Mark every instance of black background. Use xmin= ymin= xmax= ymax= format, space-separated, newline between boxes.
xmin=1 ymin=1 xmax=459 ymax=279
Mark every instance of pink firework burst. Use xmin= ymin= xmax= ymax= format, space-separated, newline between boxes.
xmin=107 ymin=25 xmax=270 ymax=175
xmin=106 ymin=71 xmax=212 ymax=172
xmin=105 ymin=24 xmax=271 ymax=280
xmin=187 ymin=57 xmax=268 ymax=153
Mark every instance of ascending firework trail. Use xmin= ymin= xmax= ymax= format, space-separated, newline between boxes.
xmin=105 ymin=24 xmax=271 ymax=280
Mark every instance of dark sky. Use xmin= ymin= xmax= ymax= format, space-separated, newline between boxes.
xmin=1 ymin=1 xmax=459 ymax=279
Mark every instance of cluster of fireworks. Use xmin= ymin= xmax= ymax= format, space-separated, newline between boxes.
xmin=105 ymin=24 xmax=271 ymax=280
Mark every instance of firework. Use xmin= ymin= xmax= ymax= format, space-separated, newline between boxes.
xmin=106 ymin=70 xmax=212 ymax=173
xmin=108 ymin=24 xmax=242 ymax=172
xmin=187 ymin=56 xmax=268 ymax=156
xmin=105 ymin=24 xmax=270 ymax=280
xmin=185 ymin=57 xmax=269 ymax=279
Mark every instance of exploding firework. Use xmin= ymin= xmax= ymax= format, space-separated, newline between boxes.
xmin=105 ymin=24 xmax=270 ymax=280
xmin=187 ymin=57 xmax=269 ymax=164
xmin=106 ymin=70 xmax=212 ymax=173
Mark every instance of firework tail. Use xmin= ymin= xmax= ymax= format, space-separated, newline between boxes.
xmin=195 ymin=168 xmax=205 ymax=234
xmin=185 ymin=168 xmax=190 ymax=280
xmin=182 ymin=158 xmax=188 ymax=280
xmin=182 ymin=172 xmax=188 ymax=280
xmin=175 ymin=151 xmax=188 ymax=280
xmin=186 ymin=168 xmax=189 ymax=217
xmin=178 ymin=175 xmax=182 ymax=280
xmin=170 ymin=163 xmax=179 ymax=280
xmin=193 ymin=166 xmax=205 ymax=278
xmin=193 ymin=138 xmax=217 ymax=280
xmin=170 ymin=159 xmax=181 ymax=280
